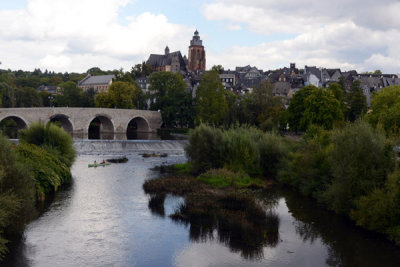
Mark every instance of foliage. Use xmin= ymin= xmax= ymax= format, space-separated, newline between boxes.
xmin=185 ymin=124 xmax=224 ymax=174
xmin=186 ymin=124 xmax=288 ymax=178
xmin=366 ymin=85 xmax=400 ymax=136
xmin=197 ymin=168 xmax=263 ymax=188
xmin=249 ymin=81 xmax=285 ymax=129
xmin=345 ymin=80 xmax=367 ymax=122
xmin=286 ymin=85 xmax=344 ymax=131
xmin=350 ymin=170 xmax=400 ymax=234
xmin=56 ymin=81 xmax=84 ymax=107
xmin=195 ymin=70 xmax=228 ymax=126
xmin=278 ymin=126 xmax=332 ymax=199
xmin=301 ymin=87 xmax=344 ymax=130
xmin=221 ymin=126 xmax=262 ymax=175
xmin=324 ymin=120 xmax=395 ymax=214
xmin=286 ymin=85 xmax=317 ymax=131
xmin=94 ymin=81 xmax=138 ymax=109
xmin=19 ymin=122 xmax=76 ymax=167
xmin=211 ymin=65 xmax=224 ymax=74
xmin=149 ymin=72 xmax=194 ymax=128
xmin=0 ymin=136 xmax=36 ymax=260
xmin=15 ymin=143 xmax=72 ymax=201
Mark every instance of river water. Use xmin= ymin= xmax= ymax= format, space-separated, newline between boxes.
xmin=5 ymin=141 xmax=400 ymax=267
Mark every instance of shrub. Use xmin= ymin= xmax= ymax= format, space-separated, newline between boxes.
xmin=222 ymin=126 xmax=261 ymax=174
xmin=324 ymin=120 xmax=395 ymax=214
xmin=19 ymin=122 xmax=76 ymax=167
xmin=0 ymin=135 xmax=36 ymax=260
xmin=350 ymin=170 xmax=400 ymax=236
xmin=15 ymin=143 xmax=72 ymax=201
xmin=258 ymin=132 xmax=289 ymax=178
xmin=185 ymin=124 xmax=224 ymax=174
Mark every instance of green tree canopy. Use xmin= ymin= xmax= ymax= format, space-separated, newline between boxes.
xmin=250 ymin=81 xmax=285 ymax=129
xmin=149 ymin=72 xmax=194 ymax=128
xmin=56 ymin=81 xmax=83 ymax=107
xmin=94 ymin=81 xmax=138 ymax=109
xmin=286 ymin=85 xmax=344 ymax=131
xmin=346 ymin=80 xmax=367 ymax=122
xmin=195 ymin=70 xmax=228 ymax=125
xmin=286 ymin=85 xmax=317 ymax=131
xmin=366 ymin=85 xmax=400 ymax=136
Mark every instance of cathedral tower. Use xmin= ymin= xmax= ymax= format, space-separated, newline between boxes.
xmin=188 ymin=30 xmax=206 ymax=72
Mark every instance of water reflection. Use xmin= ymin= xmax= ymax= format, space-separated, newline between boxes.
xmin=148 ymin=192 xmax=281 ymax=260
xmin=282 ymin=188 xmax=400 ymax=267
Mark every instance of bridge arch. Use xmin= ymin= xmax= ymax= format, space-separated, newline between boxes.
xmin=88 ymin=114 xmax=114 ymax=140
xmin=126 ymin=116 xmax=150 ymax=140
xmin=49 ymin=114 xmax=73 ymax=134
xmin=0 ymin=116 xmax=28 ymax=138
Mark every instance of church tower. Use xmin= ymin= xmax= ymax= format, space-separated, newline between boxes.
xmin=188 ymin=30 xmax=206 ymax=72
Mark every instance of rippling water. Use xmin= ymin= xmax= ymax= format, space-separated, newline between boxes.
xmin=5 ymin=148 xmax=400 ymax=266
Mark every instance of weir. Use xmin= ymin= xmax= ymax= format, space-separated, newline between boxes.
xmin=74 ymin=140 xmax=187 ymax=155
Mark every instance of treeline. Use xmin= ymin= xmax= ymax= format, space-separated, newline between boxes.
xmin=0 ymin=65 xmax=151 ymax=109
xmin=0 ymin=123 xmax=76 ymax=261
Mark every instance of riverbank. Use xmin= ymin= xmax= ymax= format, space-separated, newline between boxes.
xmin=183 ymin=123 xmax=400 ymax=246
xmin=0 ymin=123 xmax=76 ymax=261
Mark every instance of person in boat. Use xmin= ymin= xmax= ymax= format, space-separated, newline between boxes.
xmin=102 ymin=160 xmax=106 ymax=164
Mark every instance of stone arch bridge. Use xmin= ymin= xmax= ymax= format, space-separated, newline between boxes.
xmin=0 ymin=108 xmax=162 ymax=139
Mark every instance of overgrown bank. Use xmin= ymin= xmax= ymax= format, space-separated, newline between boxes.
xmin=0 ymin=122 xmax=76 ymax=260
xmin=153 ymin=123 xmax=400 ymax=246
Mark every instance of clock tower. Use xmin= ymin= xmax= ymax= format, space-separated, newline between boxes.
xmin=188 ymin=30 xmax=206 ymax=72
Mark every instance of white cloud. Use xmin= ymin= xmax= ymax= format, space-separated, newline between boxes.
xmin=0 ymin=0 xmax=192 ymax=72
xmin=204 ymin=0 xmax=400 ymax=73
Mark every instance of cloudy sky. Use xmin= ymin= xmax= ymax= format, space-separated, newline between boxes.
xmin=1 ymin=0 xmax=400 ymax=73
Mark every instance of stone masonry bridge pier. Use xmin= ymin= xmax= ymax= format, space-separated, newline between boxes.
xmin=0 ymin=108 xmax=162 ymax=139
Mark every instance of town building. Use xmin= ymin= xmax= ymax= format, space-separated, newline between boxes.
xmin=78 ymin=74 xmax=115 ymax=92
xmin=146 ymin=46 xmax=187 ymax=73
xmin=36 ymin=85 xmax=61 ymax=95
xmin=188 ymin=30 xmax=206 ymax=72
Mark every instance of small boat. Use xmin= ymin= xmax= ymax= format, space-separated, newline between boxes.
xmin=88 ymin=162 xmax=111 ymax=168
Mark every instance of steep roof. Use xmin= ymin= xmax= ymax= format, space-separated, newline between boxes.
xmin=78 ymin=74 xmax=115 ymax=86
xmin=146 ymin=51 xmax=186 ymax=71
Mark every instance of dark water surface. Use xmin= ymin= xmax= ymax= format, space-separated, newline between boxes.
xmin=5 ymin=152 xmax=400 ymax=266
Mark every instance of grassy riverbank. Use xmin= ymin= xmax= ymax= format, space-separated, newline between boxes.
xmin=0 ymin=122 xmax=76 ymax=261
xmin=156 ymin=123 xmax=400 ymax=246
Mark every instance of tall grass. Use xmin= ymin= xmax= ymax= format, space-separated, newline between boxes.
xmin=19 ymin=122 xmax=76 ymax=167
xmin=185 ymin=124 xmax=289 ymax=178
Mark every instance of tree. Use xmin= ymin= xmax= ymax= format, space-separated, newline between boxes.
xmin=195 ymin=70 xmax=228 ymax=125
xmin=286 ymin=85 xmax=316 ymax=131
xmin=211 ymin=65 xmax=224 ymax=74
xmin=149 ymin=72 xmax=194 ymax=128
xmin=94 ymin=81 xmax=138 ymax=109
xmin=366 ymin=85 xmax=400 ymax=136
xmin=301 ymin=88 xmax=344 ymax=130
xmin=250 ymin=81 xmax=285 ymax=129
xmin=56 ymin=81 xmax=83 ymax=107
xmin=346 ymin=80 xmax=367 ymax=122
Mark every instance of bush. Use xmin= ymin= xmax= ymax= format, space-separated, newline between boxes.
xmin=324 ymin=120 xmax=395 ymax=214
xmin=15 ymin=143 xmax=72 ymax=201
xmin=350 ymin=170 xmax=400 ymax=236
xmin=0 ymin=135 xmax=36 ymax=260
xmin=185 ymin=124 xmax=224 ymax=174
xmin=19 ymin=122 xmax=76 ymax=167
xmin=259 ymin=132 xmax=289 ymax=177
xmin=222 ymin=126 xmax=262 ymax=174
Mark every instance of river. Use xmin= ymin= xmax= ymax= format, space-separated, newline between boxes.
xmin=4 ymin=140 xmax=400 ymax=266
